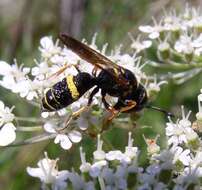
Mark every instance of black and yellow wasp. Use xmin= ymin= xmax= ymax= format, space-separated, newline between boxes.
xmin=42 ymin=33 xmax=172 ymax=122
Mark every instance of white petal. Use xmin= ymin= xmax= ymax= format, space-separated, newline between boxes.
xmin=0 ymin=61 xmax=11 ymax=75
xmin=22 ymin=67 xmax=30 ymax=74
xmin=40 ymin=36 xmax=53 ymax=49
xmin=106 ymin=151 xmax=123 ymax=161
xmin=43 ymin=122 xmax=56 ymax=133
xmin=0 ymin=101 xmax=5 ymax=110
xmin=143 ymin=40 xmax=152 ymax=48
xmin=26 ymin=167 xmax=45 ymax=181
xmin=0 ymin=123 xmax=16 ymax=146
xmin=31 ymin=67 xmax=40 ymax=76
xmin=149 ymin=32 xmax=159 ymax=39
xmin=68 ymin=130 xmax=82 ymax=143
xmin=41 ymin=112 xmax=49 ymax=118
xmin=54 ymin=134 xmax=72 ymax=150
xmin=139 ymin=25 xmax=154 ymax=33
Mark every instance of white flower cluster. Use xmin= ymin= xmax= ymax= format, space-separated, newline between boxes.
xmin=26 ymin=87 xmax=202 ymax=190
xmin=27 ymin=110 xmax=202 ymax=190
xmin=135 ymin=5 xmax=202 ymax=60
xmin=0 ymin=34 xmax=165 ymax=149
xmin=129 ymin=5 xmax=202 ymax=84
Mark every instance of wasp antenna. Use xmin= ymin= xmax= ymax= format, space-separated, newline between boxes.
xmin=146 ymin=105 xmax=175 ymax=118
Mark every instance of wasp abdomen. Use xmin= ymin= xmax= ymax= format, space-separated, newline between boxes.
xmin=42 ymin=72 xmax=96 ymax=112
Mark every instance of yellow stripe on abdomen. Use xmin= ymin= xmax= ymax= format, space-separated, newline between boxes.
xmin=66 ymin=75 xmax=80 ymax=99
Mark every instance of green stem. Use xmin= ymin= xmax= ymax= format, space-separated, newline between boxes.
xmin=16 ymin=126 xmax=43 ymax=132
xmin=98 ymin=177 xmax=105 ymax=190
xmin=15 ymin=116 xmax=43 ymax=123
xmin=149 ymin=60 xmax=202 ymax=72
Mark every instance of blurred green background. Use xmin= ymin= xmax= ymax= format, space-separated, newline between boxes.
xmin=0 ymin=0 xmax=202 ymax=189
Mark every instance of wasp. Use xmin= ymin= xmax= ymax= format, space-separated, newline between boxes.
xmin=42 ymin=34 xmax=173 ymax=127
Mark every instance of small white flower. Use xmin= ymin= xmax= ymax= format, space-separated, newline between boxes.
xmin=139 ymin=25 xmax=161 ymax=39
xmin=166 ymin=120 xmax=187 ymax=146
xmin=178 ymin=106 xmax=191 ymax=128
xmin=171 ymin=146 xmax=191 ymax=166
xmin=0 ymin=100 xmax=15 ymax=126
xmin=139 ymin=19 xmax=165 ymax=39
xmin=39 ymin=36 xmax=61 ymax=60
xmin=0 ymin=61 xmax=30 ymax=92
xmin=147 ymin=76 xmax=167 ymax=98
xmin=174 ymin=34 xmax=194 ymax=56
xmin=27 ymin=152 xmax=69 ymax=190
xmin=44 ymin=122 xmax=82 ymax=150
xmin=129 ymin=34 xmax=152 ymax=53
xmin=31 ymin=62 xmax=50 ymax=80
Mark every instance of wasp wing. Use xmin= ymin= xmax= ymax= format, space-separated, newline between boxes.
xmin=59 ymin=33 xmax=128 ymax=85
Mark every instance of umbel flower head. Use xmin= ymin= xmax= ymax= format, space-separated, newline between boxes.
xmin=27 ymin=122 xmax=202 ymax=189
xmin=27 ymin=152 xmax=69 ymax=190
xmin=0 ymin=32 xmax=168 ymax=149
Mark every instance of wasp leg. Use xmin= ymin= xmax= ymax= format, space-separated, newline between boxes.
xmin=88 ymin=87 xmax=99 ymax=106
xmin=48 ymin=63 xmax=81 ymax=80
xmin=101 ymin=90 xmax=110 ymax=109
xmin=101 ymin=90 xmax=119 ymax=132
xmin=74 ymin=63 xmax=81 ymax=73
xmin=101 ymin=107 xmax=119 ymax=133
xmin=101 ymin=90 xmax=119 ymax=120
xmin=48 ymin=64 xmax=73 ymax=79
xmin=101 ymin=90 xmax=120 ymax=117
xmin=120 ymin=100 xmax=136 ymax=112
xmin=92 ymin=66 xmax=98 ymax=77
xmin=57 ymin=106 xmax=88 ymax=132
xmin=57 ymin=87 xmax=100 ymax=132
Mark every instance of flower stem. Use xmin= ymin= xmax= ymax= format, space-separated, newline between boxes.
xmin=98 ymin=177 xmax=105 ymax=190
xmin=16 ymin=126 xmax=43 ymax=132
xmin=149 ymin=60 xmax=202 ymax=72
xmin=15 ymin=116 xmax=43 ymax=123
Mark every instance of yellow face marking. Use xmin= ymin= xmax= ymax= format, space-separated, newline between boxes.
xmin=66 ymin=75 xmax=80 ymax=99
xmin=44 ymin=93 xmax=55 ymax=110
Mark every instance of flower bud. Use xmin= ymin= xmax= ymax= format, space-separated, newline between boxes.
xmin=175 ymin=160 xmax=184 ymax=172
xmin=194 ymin=22 xmax=202 ymax=33
xmin=143 ymin=135 xmax=160 ymax=156
xmin=157 ymin=42 xmax=170 ymax=60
